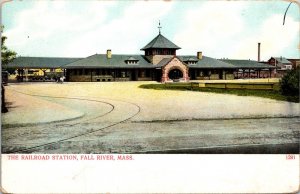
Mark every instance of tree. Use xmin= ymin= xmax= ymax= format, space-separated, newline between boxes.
xmin=1 ymin=25 xmax=17 ymax=113
xmin=1 ymin=26 xmax=17 ymax=66
xmin=280 ymin=68 xmax=299 ymax=97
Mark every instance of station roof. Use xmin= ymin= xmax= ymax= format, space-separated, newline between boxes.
xmin=125 ymin=56 xmax=139 ymax=61
xmin=63 ymin=54 xmax=154 ymax=69
xmin=5 ymin=57 xmax=81 ymax=69
xmin=221 ymin=59 xmax=275 ymax=69
xmin=63 ymin=54 xmax=237 ymax=69
xmin=141 ymin=34 xmax=181 ymax=50
xmin=180 ymin=56 xmax=236 ymax=69
xmin=4 ymin=56 xmax=275 ymax=70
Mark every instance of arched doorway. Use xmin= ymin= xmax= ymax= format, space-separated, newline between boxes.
xmin=161 ymin=57 xmax=189 ymax=82
xmin=168 ymin=69 xmax=183 ymax=80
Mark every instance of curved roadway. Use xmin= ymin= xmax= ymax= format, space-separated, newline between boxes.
xmin=2 ymin=82 xmax=299 ymax=154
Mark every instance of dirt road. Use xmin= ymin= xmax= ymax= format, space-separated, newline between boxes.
xmin=2 ymin=82 xmax=299 ymax=153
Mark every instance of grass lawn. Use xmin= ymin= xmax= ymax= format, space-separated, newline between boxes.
xmin=139 ymin=83 xmax=299 ymax=103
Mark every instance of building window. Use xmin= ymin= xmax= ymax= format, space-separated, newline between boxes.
xmin=188 ymin=61 xmax=196 ymax=65
xmin=285 ymin=65 xmax=292 ymax=70
xmin=145 ymin=70 xmax=150 ymax=77
xmin=101 ymin=69 xmax=105 ymax=75
xmin=200 ymin=71 xmax=203 ymax=76
xmin=166 ymin=49 xmax=173 ymax=55
xmin=126 ymin=60 xmax=138 ymax=65
xmin=212 ymin=70 xmax=218 ymax=74
xmin=203 ymin=70 xmax=209 ymax=76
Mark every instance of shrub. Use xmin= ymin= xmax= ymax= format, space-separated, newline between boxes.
xmin=280 ymin=68 xmax=299 ymax=97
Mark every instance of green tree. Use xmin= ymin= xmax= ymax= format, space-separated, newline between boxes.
xmin=280 ymin=68 xmax=299 ymax=97
xmin=1 ymin=25 xmax=17 ymax=65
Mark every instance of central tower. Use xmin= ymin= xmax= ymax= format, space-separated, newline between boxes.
xmin=141 ymin=22 xmax=181 ymax=65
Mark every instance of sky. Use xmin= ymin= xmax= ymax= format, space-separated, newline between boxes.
xmin=2 ymin=0 xmax=300 ymax=61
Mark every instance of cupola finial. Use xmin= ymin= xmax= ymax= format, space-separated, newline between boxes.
xmin=158 ymin=20 xmax=162 ymax=34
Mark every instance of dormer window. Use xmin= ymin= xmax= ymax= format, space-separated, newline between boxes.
xmin=185 ymin=57 xmax=198 ymax=65
xmin=127 ymin=61 xmax=137 ymax=65
xmin=188 ymin=61 xmax=197 ymax=65
xmin=125 ymin=56 xmax=139 ymax=65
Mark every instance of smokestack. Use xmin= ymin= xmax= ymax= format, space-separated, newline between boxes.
xmin=258 ymin=42 xmax=261 ymax=62
xmin=107 ymin=49 xmax=112 ymax=59
xmin=197 ymin=51 xmax=202 ymax=60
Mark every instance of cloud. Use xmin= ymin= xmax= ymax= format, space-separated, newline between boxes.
xmin=3 ymin=1 xmax=299 ymax=60
xmin=4 ymin=1 xmax=174 ymax=57
xmin=63 ymin=1 xmax=174 ymax=56
xmin=234 ymin=14 xmax=299 ymax=60
xmin=4 ymin=1 xmax=117 ymax=56
xmin=174 ymin=1 xmax=247 ymax=57
xmin=173 ymin=1 xmax=299 ymax=60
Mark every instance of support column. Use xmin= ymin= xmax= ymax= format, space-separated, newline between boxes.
xmin=24 ymin=68 xmax=29 ymax=82
xmin=21 ymin=69 xmax=24 ymax=81
xmin=135 ymin=70 xmax=138 ymax=81
xmin=161 ymin=68 xmax=168 ymax=82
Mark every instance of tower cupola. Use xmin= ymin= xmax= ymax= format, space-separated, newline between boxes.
xmin=141 ymin=21 xmax=181 ymax=64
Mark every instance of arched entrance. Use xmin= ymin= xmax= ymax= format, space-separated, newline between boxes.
xmin=161 ymin=57 xmax=189 ymax=82
xmin=168 ymin=69 xmax=183 ymax=80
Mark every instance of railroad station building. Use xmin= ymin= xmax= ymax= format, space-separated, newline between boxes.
xmin=6 ymin=29 xmax=275 ymax=82
xmin=63 ymin=31 xmax=274 ymax=82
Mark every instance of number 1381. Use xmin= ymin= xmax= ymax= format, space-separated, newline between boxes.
xmin=286 ymin=154 xmax=295 ymax=160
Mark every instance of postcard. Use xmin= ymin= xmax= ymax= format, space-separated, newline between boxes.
xmin=1 ymin=0 xmax=299 ymax=193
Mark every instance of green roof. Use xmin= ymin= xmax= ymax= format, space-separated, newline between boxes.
xmin=221 ymin=59 xmax=275 ymax=69
xmin=64 ymin=54 xmax=238 ymax=69
xmin=5 ymin=57 xmax=81 ymax=69
xmin=141 ymin=34 xmax=181 ymax=50
xmin=180 ymin=56 xmax=236 ymax=69
xmin=184 ymin=57 xmax=198 ymax=62
xmin=125 ymin=56 xmax=139 ymax=61
xmin=273 ymin=57 xmax=292 ymax=64
xmin=156 ymin=58 xmax=173 ymax=67
xmin=5 ymin=56 xmax=275 ymax=70
xmin=63 ymin=54 xmax=154 ymax=69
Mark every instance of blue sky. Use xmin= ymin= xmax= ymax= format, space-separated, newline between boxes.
xmin=2 ymin=0 xmax=299 ymax=61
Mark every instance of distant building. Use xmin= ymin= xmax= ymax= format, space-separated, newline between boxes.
xmin=268 ymin=57 xmax=293 ymax=70
xmin=287 ymin=58 xmax=300 ymax=69
xmin=266 ymin=57 xmax=298 ymax=78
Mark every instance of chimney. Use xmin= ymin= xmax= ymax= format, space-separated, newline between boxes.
xmin=258 ymin=42 xmax=261 ymax=62
xmin=197 ymin=51 xmax=202 ymax=60
xmin=107 ymin=49 xmax=112 ymax=59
